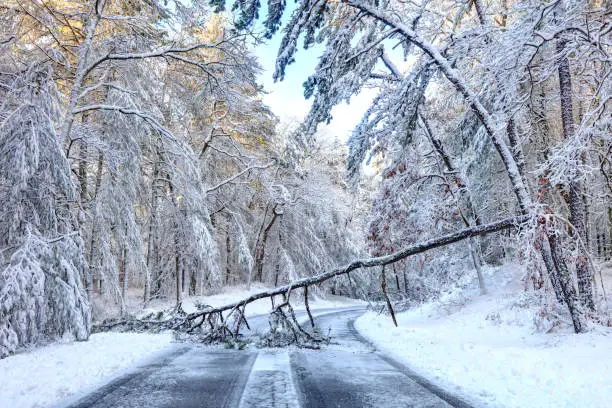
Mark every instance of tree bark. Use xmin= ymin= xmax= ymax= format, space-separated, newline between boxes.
xmin=274 ymin=216 xmax=285 ymax=287
xmin=120 ymin=244 xmax=128 ymax=316
xmin=144 ymin=160 xmax=159 ymax=308
xmin=176 ymin=252 xmax=182 ymax=306
xmin=225 ymin=213 xmax=232 ymax=284
xmin=88 ymin=153 xmax=104 ymax=294
xmin=548 ymin=233 xmax=586 ymax=332
xmin=381 ymin=266 xmax=398 ymax=327
xmin=539 ymin=236 xmax=565 ymax=304
xmin=557 ymin=38 xmax=594 ymax=311
xmin=304 ymin=286 xmax=315 ymax=329
xmin=60 ymin=0 xmax=105 ymax=148
xmin=472 ymin=0 xmax=487 ymax=25
xmin=392 ymin=264 xmax=401 ymax=291
xmin=76 ymin=112 xmax=92 ymax=299
xmin=506 ymin=118 xmax=527 ymax=180
xmin=253 ymin=204 xmax=280 ymax=283
xmin=608 ymin=208 xmax=612 ymax=261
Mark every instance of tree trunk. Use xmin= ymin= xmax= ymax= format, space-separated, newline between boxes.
xmin=120 ymin=244 xmax=128 ymax=316
xmin=539 ymin=236 xmax=565 ymax=304
xmin=472 ymin=0 xmax=487 ymax=25
xmin=174 ymin=216 xmax=182 ymax=307
xmin=78 ymin=141 xmax=88 ymax=203
xmin=557 ymin=38 xmax=594 ymax=311
xmin=421 ymin=115 xmax=486 ymax=294
xmin=506 ymin=118 xmax=527 ymax=180
xmin=190 ymin=270 xmax=197 ymax=296
xmin=469 ymin=237 xmax=487 ymax=295
xmin=253 ymin=205 xmax=280 ymax=283
xmin=88 ymin=153 xmax=104 ymax=295
xmin=274 ymin=246 xmax=281 ymax=287
xmin=144 ymin=161 xmax=159 ymax=308
xmin=60 ymin=0 xmax=105 ymax=148
xmin=392 ymin=264 xmax=401 ymax=292
xmin=608 ymin=207 xmax=612 ymax=261
xmin=274 ymin=217 xmax=285 ymax=287
xmin=176 ymin=252 xmax=182 ymax=306
xmin=76 ymin=113 xmax=93 ymax=300
xmin=225 ymin=213 xmax=232 ymax=284
xmin=548 ymin=233 xmax=586 ymax=332
xmin=381 ymin=266 xmax=398 ymax=327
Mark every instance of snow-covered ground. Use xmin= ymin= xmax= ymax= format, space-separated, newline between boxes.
xmin=1 ymin=285 xmax=362 ymax=408
xmin=356 ymin=264 xmax=612 ymax=408
xmin=0 ymin=332 xmax=175 ymax=408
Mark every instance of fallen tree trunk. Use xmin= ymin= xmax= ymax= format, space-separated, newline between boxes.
xmin=184 ymin=215 xmax=529 ymax=321
xmin=95 ymin=215 xmax=529 ymax=345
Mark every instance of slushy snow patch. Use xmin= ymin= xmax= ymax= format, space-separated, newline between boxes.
xmin=355 ymin=265 xmax=612 ymax=408
xmin=0 ymin=332 xmax=173 ymax=408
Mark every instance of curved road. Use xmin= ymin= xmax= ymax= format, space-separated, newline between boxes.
xmin=64 ymin=309 xmax=472 ymax=408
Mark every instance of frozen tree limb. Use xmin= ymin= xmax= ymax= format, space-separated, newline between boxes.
xmin=82 ymin=36 xmax=245 ymax=79
xmin=381 ymin=265 xmax=398 ymax=327
xmin=346 ymin=0 xmax=532 ymax=210
xmin=94 ymin=215 xmax=528 ymax=345
xmin=206 ymin=161 xmax=276 ymax=193
xmin=183 ymin=214 xmax=528 ymax=321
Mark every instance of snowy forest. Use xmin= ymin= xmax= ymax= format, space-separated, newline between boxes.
xmin=0 ymin=0 xmax=610 ymax=364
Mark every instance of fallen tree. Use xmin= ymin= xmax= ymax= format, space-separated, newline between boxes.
xmin=94 ymin=215 xmax=529 ymax=346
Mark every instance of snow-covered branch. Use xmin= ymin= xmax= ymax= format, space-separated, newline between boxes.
xmin=72 ymin=104 xmax=175 ymax=140
xmin=346 ymin=0 xmax=532 ymax=210
xmin=83 ymin=38 xmax=243 ymax=79
xmin=185 ymin=215 xmax=528 ymax=319
xmin=206 ymin=161 xmax=276 ymax=194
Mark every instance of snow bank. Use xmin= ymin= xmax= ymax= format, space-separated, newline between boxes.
xmin=0 ymin=332 xmax=174 ymax=408
xmin=355 ymin=265 xmax=612 ymax=408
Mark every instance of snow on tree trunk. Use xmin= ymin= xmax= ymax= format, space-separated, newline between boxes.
xmin=556 ymin=38 xmax=595 ymax=312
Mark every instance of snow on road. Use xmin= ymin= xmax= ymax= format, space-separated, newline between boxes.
xmin=239 ymin=350 xmax=299 ymax=408
xmin=0 ymin=332 xmax=174 ymax=408
xmin=355 ymin=265 xmax=612 ymax=408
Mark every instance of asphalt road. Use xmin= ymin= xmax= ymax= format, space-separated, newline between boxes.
xmin=64 ymin=308 xmax=472 ymax=408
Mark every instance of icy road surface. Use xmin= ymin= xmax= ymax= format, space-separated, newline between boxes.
xmin=64 ymin=309 xmax=471 ymax=408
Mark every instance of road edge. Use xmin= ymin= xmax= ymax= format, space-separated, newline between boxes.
xmin=348 ymin=316 xmax=485 ymax=408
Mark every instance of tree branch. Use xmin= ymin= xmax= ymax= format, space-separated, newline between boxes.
xmin=83 ymin=37 xmax=243 ymax=79
xmin=346 ymin=0 xmax=532 ymax=212
xmin=185 ymin=215 xmax=529 ymax=320
xmin=72 ymin=104 xmax=174 ymax=139
xmin=206 ymin=161 xmax=276 ymax=193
